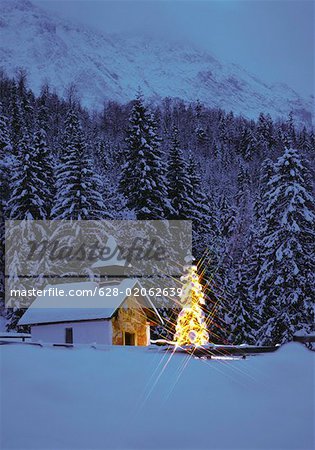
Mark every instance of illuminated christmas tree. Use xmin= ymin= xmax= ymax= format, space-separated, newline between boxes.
xmin=174 ymin=265 xmax=209 ymax=347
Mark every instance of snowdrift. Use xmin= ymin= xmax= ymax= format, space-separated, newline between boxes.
xmin=0 ymin=343 xmax=314 ymax=449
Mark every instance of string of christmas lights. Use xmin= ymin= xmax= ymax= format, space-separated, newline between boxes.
xmin=174 ymin=265 xmax=209 ymax=347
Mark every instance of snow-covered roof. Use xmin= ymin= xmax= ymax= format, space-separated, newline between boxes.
xmin=0 ymin=332 xmax=31 ymax=338
xmin=18 ymin=279 xmax=163 ymax=326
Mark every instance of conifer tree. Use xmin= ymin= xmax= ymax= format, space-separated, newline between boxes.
xmin=119 ymin=93 xmax=171 ymax=219
xmin=194 ymin=100 xmax=208 ymax=155
xmin=297 ymin=126 xmax=311 ymax=152
xmin=203 ymin=255 xmax=233 ymax=345
xmin=52 ymin=109 xmax=107 ymax=220
xmin=37 ymin=84 xmax=50 ymax=130
xmin=0 ymin=108 xmax=13 ymax=204
xmin=33 ymin=126 xmax=54 ymax=218
xmin=9 ymin=82 xmax=24 ymax=149
xmin=253 ymin=158 xmax=273 ymax=222
xmin=0 ymin=108 xmax=13 ymax=316
xmin=187 ymin=153 xmax=216 ymax=254
xmin=217 ymin=194 xmax=236 ymax=241
xmin=229 ymin=237 xmax=259 ymax=344
xmin=238 ymin=126 xmax=256 ymax=161
xmin=218 ymin=114 xmax=230 ymax=144
xmin=203 ymin=194 xmax=236 ymax=344
xmin=95 ymin=139 xmax=111 ymax=173
xmin=5 ymin=245 xmax=30 ymax=331
xmin=5 ymin=128 xmax=51 ymax=328
xmin=235 ymin=163 xmax=251 ymax=208
xmin=211 ymin=140 xmax=218 ymax=159
xmin=233 ymin=163 xmax=252 ymax=259
xmin=5 ymin=218 xmax=45 ymax=332
xmin=174 ymin=265 xmax=209 ymax=346
xmin=254 ymin=148 xmax=315 ymax=344
xmin=256 ymin=113 xmax=274 ymax=153
xmin=284 ymin=112 xmax=296 ymax=148
xmin=167 ymin=126 xmax=192 ymax=219
xmin=7 ymin=133 xmax=48 ymax=220
xmin=249 ymin=158 xmax=275 ymax=325
xmin=230 ymin=273 xmax=256 ymax=344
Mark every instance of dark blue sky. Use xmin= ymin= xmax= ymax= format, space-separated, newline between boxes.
xmin=33 ymin=0 xmax=314 ymax=98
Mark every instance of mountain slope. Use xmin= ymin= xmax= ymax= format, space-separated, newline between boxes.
xmin=0 ymin=0 xmax=312 ymax=124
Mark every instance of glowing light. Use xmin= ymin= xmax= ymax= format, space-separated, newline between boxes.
xmin=174 ymin=265 xmax=209 ymax=347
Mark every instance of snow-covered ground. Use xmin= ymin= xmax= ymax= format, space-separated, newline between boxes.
xmin=0 ymin=343 xmax=314 ymax=449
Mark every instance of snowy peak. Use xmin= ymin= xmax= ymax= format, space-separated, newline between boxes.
xmin=0 ymin=0 xmax=312 ymax=125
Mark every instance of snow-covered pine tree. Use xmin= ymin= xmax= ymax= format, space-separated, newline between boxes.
xmin=94 ymin=140 xmax=126 ymax=218
xmin=33 ymin=126 xmax=54 ymax=218
xmin=256 ymin=113 xmax=274 ymax=155
xmin=254 ymin=148 xmax=315 ymax=344
xmin=119 ymin=93 xmax=171 ymax=219
xmin=5 ymin=218 xmax=45 ymax=332
xmin=16 ymin=69 xmax=34 ymax=122
xmin=284 ymin=112 xmax=296 ymax=148
xmin=203 ymin=254 xmax=233 ymax=345
xmin=9 ymin=82 xmax=24 ymax=149
xmin=232 ymin=162 xmax=253 ymax=260
xmin=5 ymin=245 xmax=30 ymax=331
xmin=194 ymin=100 xmax=208 ymax=156
xmin=246 ymin=158 xmax=275 ymax=338
xmin=235 ymin=163 xmax=251 ymax=208
xmin=7 ymin=132 xmax=48 ymax=220
xmin=220 ymin=144 xmax=232 ymax=171
xmin=296 ymin=126 xmax=312 ymax=153
xmin=217 ymin=194 xmax=236 ymax=241
xmin=201 ymin=193 xmax=236 ymax=344
xmin=95 ymin=139 xmax=111 ymax=173
xmin=253 ymin=158 xmax=273 ymax=222
xmin=6 ymin=127 xmax=51 ymax=329
xmin=36 ymin=84 xmax=50 ymax=130
xmin=0 ymin=107 xmax=13 ymax=317
xmin=101 ymin=177 xmax=128 ymax=219
xmin=0 ymin=107 xmax=13 ymax=205
xmin=218 ymin=114 xmax=229 ymax=145
xmin=238 ymin=126 xmax=256 ymax=161
xmin=211 ymin=140 xmax=218 ymax=159
xmin=229 ymin=274 xmax=254 ymax=344
xmin=228 ymin=234 xmax=260 ymax=345
xmin=187 ymin=153 xmax=216 ymax=255
xmin=167 ymin=126 xmax=193 ymax=219
xmin=52 ymin=109 xmax=107 ymax=220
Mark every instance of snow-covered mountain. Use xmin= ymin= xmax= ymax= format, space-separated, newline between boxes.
xmin=0 ymin=0 xmax=313 ymax=124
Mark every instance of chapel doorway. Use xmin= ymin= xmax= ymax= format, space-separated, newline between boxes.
xmin=124 ymin=332 xmax=136 ymax=345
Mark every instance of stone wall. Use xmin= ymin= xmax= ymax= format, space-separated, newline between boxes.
xmin=111 ymin=296 xmax=149 ymax=346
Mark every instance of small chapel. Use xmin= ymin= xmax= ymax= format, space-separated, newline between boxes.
xmin=18 ymin=237 xmax=163 ymax=346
